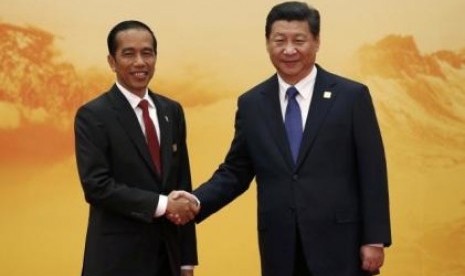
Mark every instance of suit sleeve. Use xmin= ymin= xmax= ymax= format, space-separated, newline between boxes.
xmin=74 ymin=105 xmax=159 ymax=223
xmin=353 ymin=87 xmax=392 ymax=246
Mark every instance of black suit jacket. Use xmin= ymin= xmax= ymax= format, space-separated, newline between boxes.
xmin=75 ymin=85 xmax=197 ymax=276
xmin=194 ymin=65 xmax=391 ymax=276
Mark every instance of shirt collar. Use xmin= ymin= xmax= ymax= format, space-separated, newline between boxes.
xmin=277 ymin=65 xmax=317 ymax=100
xmin=115 ymin=82 xmax=154 ymax=109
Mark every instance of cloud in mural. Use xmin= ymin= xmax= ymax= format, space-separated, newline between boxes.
xmin=0 ymin=23 xmax=111 ymax=164
xmin=0 ymin=102 xmax=21 ymax=129
xmin=0 ymin=23 xmax=111 ymax=129
xmin=155 ymin=64 xmax=237 ymax=108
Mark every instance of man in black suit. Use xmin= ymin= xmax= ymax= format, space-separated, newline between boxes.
xmin=172 ymin=2 xmax=391 ymax=276
xmin=75 ymin=20 xmax=198 ymax=276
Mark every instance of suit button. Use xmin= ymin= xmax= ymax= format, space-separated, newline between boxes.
xmin=292 ymin=174 xmax=298 ymax=181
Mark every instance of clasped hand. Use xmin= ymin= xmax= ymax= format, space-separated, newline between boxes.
xmin=166 ymin=190 xmax=200 ymax=225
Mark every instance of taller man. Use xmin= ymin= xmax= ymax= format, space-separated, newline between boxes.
xmin=182 ymin=2 xmax=391 ymax=276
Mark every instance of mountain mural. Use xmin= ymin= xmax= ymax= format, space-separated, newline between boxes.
xmin=1 ymin=23 xmax=464 ymax=169
xmin=351 ymin=35 xmax=465 ymax=167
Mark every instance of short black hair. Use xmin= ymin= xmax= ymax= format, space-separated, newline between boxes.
xmin=265 ymin=1 xmax=320 ymax=39
xmin=107 ymin=20 xmax=157 ymax=57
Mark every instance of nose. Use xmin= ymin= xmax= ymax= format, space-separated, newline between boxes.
xmin=283 ymin=44 xmax=297 ymax=55
xmin=134 ymin=53 xmax=145 ymax=65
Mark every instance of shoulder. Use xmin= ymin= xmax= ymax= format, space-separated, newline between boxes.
xmin=150 ymin=91 xmax=186 ymax=124
xmin=317 ymin=66 xmax=370 ymax=102
xmin=74 ymin=90 xmax=114 ymax=131
xmin=318 ymin=65 xmax=367 ymax=95
xmin=76 ymin=89 xmax=113 ymax=115
xmin=318 ymin=66 xmax=366 ymax=91
xmin=239 ymin=74 xmax=277 ymax=102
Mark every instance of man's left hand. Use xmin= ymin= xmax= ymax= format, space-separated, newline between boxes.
xmin=360 ymin=245 xmax=384 ymax=274
xmin=181 ymin=269 xmax=194 ymax=276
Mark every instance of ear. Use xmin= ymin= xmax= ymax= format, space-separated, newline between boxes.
xmin=314 ymin=35 xmax=320 ymax=52
xmin=265 ymin=38 xmax=272 ymax=54
xmin=107 ymin=54 xmax=116 ymax=72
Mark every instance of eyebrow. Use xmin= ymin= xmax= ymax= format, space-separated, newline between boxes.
xmin=120 ymin=47 xmax=154 ymax=52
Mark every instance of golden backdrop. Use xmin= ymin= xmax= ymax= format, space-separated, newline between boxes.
xmin=1 ymin=0 xmax=465 ymax=275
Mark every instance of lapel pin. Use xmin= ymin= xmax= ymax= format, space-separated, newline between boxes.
xmin=172 ymin=144 xmax=178 ymax=152
xmin=164 ymin=115 xmax=169 ymax=122
xmin=323 ymin=91 xmax=332 ymax=99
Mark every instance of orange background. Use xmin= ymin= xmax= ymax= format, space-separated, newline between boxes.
xmin=1 ymin=0 xmax=465 ymax=275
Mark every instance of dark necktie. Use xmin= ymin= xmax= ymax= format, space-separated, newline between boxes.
xmin=285 ymin=86 xmax=303 ymax=164
xmin=138 ymin=99 xmax=162 ymax=175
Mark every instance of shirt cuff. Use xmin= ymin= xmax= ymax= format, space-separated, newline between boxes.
xmin=181 ymin=265 xmax=195 ymax=270
xmin=367 ymin=243 xmax=384 ymax=247
xmin=192 ymin=195 xmax=201 ymax=207
xmin=154 ymin=195 xmax=168 ymax=217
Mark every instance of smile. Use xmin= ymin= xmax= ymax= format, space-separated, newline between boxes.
xmin=132 ymin=72 xmax=148 ymax=78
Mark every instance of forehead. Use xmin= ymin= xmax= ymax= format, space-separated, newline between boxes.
xmin=270 ymin=20 xmax=312 ymax=36
xmin=115 ymin=28 xmax=154 ymax=50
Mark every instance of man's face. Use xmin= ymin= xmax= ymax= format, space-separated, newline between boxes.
xmin=266 ymin=20 xmax=319 ymax=84
xmin=108 ymin=28 xmax=156 ymax=97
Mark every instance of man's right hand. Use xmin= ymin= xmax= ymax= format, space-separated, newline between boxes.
xmin=166 ymin=191 xmax=200 ymax=225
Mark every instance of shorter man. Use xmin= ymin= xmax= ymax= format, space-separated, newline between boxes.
xmin=75 ymin=20 xmax=198 ymax=276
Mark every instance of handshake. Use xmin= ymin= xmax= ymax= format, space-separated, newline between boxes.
xmin=165 ymin=190 xmax=200 ymax=225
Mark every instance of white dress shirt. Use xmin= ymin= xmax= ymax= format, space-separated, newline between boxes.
xmin=278 ymin=65 xmax=317 ymax=128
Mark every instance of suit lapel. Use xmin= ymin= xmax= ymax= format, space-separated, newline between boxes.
xmin=296 ymin=66 xmax=338 ymax=168
xmin=150 ymin=92 xmax=173 ymax=187
xmin=259 ymin=76 xmax=295 ymax=168
xmin=108 ymin=86 xmax=161 ymax=180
